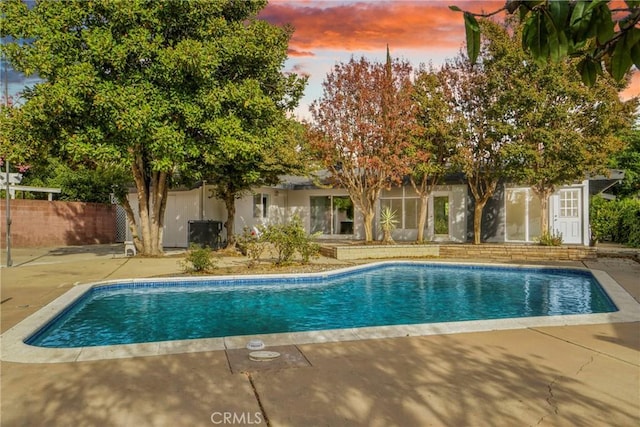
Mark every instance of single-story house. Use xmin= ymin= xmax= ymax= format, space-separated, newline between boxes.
xmin=123 ymin=171 xmax=624 ymax=248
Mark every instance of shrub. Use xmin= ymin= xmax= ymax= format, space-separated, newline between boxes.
xmin=617 ymin=199 xmax=640 ymax=248
xmin=379 ymin=206 xmax=398 ymax=244
xmin=261 ymin=215 xmax=320 ymax=265
xmin=590 ymin=196 xmax=640 ymax=248
xmin=298 ymin=233 xmax=321 ymax=264
xmin=590 ymin=195 xmax=619 ymax=244
xmin=538 ymin=231 xmax=563 ymax=246
xmin=262 ymin=220 xmax=300 ymax=264
xmin=181 ymin=244 xmax=217 ymax=273
xmin=236 ymin=226 xmax=267 ymax=268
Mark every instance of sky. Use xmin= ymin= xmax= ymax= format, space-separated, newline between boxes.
xmin=2 ymin=0 xmax=638 ymax=116
xmin=259 ymin=0 xmax=639 ymax=119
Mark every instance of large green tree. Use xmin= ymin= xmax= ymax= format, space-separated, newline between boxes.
xmin=202 ymin=118 xmax=310 ymax=248
xmin=446 ymin=20 xmax=635 ymax=243
xmin=443 ymin=22 xmax=523 ymax=244
xmin=1 ymin=0 xmax=304 ymax=255
xmin=504 ymin=65 xmax=635 ymax=235
xmin=410 ymin=66 xmax=460 ymax=242
xmin=610 ymin=126 xmax=640 ymax=198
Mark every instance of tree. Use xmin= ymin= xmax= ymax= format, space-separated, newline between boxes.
xmin=486 ymin=21 xmax=637 ymax=236
xmin=610 ymin=126 xmax=640 ymax=198
xmin=1 ymin=0 xmax=303 ymax=255
xmin=410 ymin=66 xmax=460 ymax=242
xmin=447 ymin=19 xmax=636 ymax=243
xmin=309 ymin=53 xmax=416 ymax=242
xmin=451 ymin=0 xmax=640 ymax=86
xmin=202 ymin=118 xmax=310 ymax=249
xmin=18 ymin=158 xmax=129 ymax=203
xmin=443 ymin=22 xmax=524 ymax=244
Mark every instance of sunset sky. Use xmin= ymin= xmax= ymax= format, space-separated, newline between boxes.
xmin=2 ymin=0 xmax=638 ymax=117
xmin=260 ymin=0 xmax=639 ymax=119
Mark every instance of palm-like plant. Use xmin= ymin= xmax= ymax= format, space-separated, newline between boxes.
xmin=380 ymin=206 xmax=398 ymax=244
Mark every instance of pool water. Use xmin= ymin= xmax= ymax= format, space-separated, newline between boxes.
xmin=27 ymin=263 xmax=617 ymax=348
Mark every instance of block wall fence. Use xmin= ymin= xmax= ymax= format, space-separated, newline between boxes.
xmin=0 ymin=199 xmax=116 ymax=248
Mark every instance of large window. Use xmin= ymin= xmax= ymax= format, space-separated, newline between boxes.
xmin=310 ymin=196 xmax=354 ymax=235
xmin=380 ymin=187 xmax=419 ymax=230
xmin=505 ymin=188 xmax=541 ymax=242
xmin=434 ymin=196 xmax=449 ymax=235
xmin=253 ymin=193 xmax=270 ymax=218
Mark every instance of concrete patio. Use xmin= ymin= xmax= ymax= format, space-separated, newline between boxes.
xmin=1 ymin=245 xmax=639 ymax=426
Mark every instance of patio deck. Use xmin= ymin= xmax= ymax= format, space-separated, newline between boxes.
xmin=1 ymin=244 xmax=638 ymax=426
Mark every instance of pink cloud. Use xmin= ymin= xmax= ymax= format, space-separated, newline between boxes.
xmin=260 ymin=1 xmax=505 ymax=53
xmin=288 ymin=48 xmax=316 ymax=57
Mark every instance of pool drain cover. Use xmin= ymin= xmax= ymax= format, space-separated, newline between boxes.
xmin=249 ymin=351 xmax=281 ymax=362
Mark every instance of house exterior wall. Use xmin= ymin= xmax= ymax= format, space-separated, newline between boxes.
xmin=163 ymin=189 xmax=201 ymax=247
xmin=232 ymin=187 xmax=290 ymax=235
xmin=473 ymin=181 xmax=590 ymax=246
xmin=122 ymin=179 xmax=590 ymax=248
xmin=202 ymin=185 xmax=226 ymax=223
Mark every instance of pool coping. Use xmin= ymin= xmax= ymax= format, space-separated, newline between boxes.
xmin=2 ymin=260 xmax=639 ymax=364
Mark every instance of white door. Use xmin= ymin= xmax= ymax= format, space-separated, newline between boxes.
xmin=551 ymin=189 xmax=582 ymax=244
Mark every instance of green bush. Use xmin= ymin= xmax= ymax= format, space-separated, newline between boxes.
xmin=236 ymin=226 xmax=267 ymax=268
xmin=181 ymin=244 xmax=217 ymax=273
xmin=617 ymin=199 xmax=640 ymax=247
xmin=298 ymin=233 xmax=321 ymax=264
xmin=537 ymin=231 xmax=563 ymax=246
xmin=590 ymin=196 xmax=640 ymax=248
xmin=589 ymin=195 xmax=618 ymax=244
xmin=261 ymin=215 xmax=320 ymax=265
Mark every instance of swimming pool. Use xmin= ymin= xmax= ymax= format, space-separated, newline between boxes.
xmin=4 ymin=261 xmax=640 ymax=363
xmin=25 ymin=262 xmax=617 ymax=348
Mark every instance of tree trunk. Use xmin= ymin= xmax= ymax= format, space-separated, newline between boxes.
xmin=148 ymin=171 xmax=168 ymax=256
xmin=120 ymin=195 xmax=142 ymax=251
xmin=417 ymin=193 xmax=428 ymax=243
xmin=223 ymin=192 xmax=236 ymax=249
xmin=362 ymin=208 xmax=375 ymax=242
xmin=132 ymin=154 xmax=153 ymax=254
xmin=128 ymin=152 xmax=170 ymax=256
xmin=532 ymin=186 xmax=554 ymax=237
xmin=473 ymin=199 xmax=487 ymax=245
xmin=540 ymin=194 xmax=549 ymax=236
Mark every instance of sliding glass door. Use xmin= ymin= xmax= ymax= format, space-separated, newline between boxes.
xmin=310 ymin=196 xmax=354 ymax=235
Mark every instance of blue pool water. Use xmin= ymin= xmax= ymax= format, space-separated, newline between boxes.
xmin=27 ymin=263 xmax=617 ymax=348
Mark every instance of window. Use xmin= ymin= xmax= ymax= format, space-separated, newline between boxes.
xmin=505 ymin=188 xmax=541 ymax=242
xmin=380 ymin=187 xmax=419 ymax=230
xmin=404 ymin=198 xmax=418 ymax=229
xmin=560 ymin=190 xmax=579 ymax=218
xmin=434 ymin=196 xmax=449 ymax=235
xmin=310 ymin=196 xmax=354 ymax=235
xmin=253 ymin=193 xmax=269 ymax=218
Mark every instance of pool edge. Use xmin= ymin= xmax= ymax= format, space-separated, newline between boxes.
xmin=2 ymin=261 xmax=639 ymax=364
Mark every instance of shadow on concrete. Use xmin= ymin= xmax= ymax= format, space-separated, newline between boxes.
xmin=45 ymin=244 xmax=122 ymax=257
xmin=255 ymin=334 xmax=638 ymax=426
xmin=1 ymin=351 xmax=259 ymax=427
